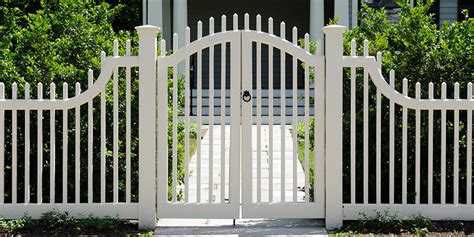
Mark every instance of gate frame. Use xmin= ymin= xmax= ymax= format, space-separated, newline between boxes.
xmin=146 ymin=24 xmax=348 ymax=229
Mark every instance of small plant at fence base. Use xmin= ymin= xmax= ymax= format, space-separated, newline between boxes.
xmin=336 ymin=211 xmax=474 ymax=235
xmin=0 ymin=211 xmax=134 ymax=235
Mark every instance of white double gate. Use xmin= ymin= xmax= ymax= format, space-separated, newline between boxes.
xmin=156 ymin=14 xmax=325 ymax=219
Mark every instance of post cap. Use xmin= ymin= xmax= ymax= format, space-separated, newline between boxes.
xmin=135 ymin=25 xmax=161 ymax=34
xmin=322 ymin=25 xmax=347 ymax=34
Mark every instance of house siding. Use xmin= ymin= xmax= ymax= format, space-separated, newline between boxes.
xmin=439 ymin=0 xmax=458 ymax=24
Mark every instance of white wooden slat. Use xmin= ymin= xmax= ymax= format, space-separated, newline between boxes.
xmin=219 ymin=16 xmax=226 ymax=203
xmin=257 ymin=14 xmax=262 ymax=203
xmin=268 ymin=17 xmax=274 ymax=203
xmin=0 ymin=83 xmax=4 ymax=204
xmin=304 ymin=33 xmax=310 ymax=203
xmin=467 ymin=83 xmax=472 ymax=205
xmin=428 ymin=82 xmax=434 ymax=204
xmin=100 ymin=51 xmax=106 ymax=203
xmin=125 ymin=39 xmax=131 ymax=203
xmin=376 ymin=52 xmax=382 ymax=204
xmin=280 ymin=21 xmax=286 ymax=203
xmin=171 ymin=33 xmax=179 ymax=203
xmin=62 ymin=83 xmax=68 ymax=203
xmin=415 ymin=82 xmax=421 ymax=204
xmin=172 ymin=34 xmax=178 ymax=203
xmin=441 ymin=82 xmax=447 ymax=204
xmin=453 ymin=82 xmax=459 ymax=205
xmin=75 ymin=83 xmax=81 ymax=203
xmin=208 ymin=17 xmax=215 ymax=203
xmin=197 ymin=21 xmax=203 ymax=203
xmin=185 ymin=27 xmax=191 ymax=203
xmin=113 ymin=40 xmax=119 ymax=203
xmin=88 ymin=70 xmax=94 ymax=203
xmin=50 ymin=83 xmax=56 ymax=204
xmin=389 ymin=70 xmax=395 ymax=204
xmin=402 ymin=78 xmax=408 ymax=205
xmin=24 ymin=83 xmax=30 ymax=203
xmin=37 ymin=83 xmax=43 ymax=203
xmin=12 ymin=83 xmax=17 ymax=204
xmin=233 ymin=13 xmax=238 ymax=31
xmin=363 ymin=40 xmax=369 ymax=204
xmin=350 ymin=39 xmax=356 ymax=204
xmin=291 ymin=26 xmax=297 ymax=203
xmin=244 ymin=13 xmax=249 ymax=30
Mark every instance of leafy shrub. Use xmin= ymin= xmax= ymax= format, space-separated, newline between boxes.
xmin=298 ymin=0 xmax=473 ymax=203
xmin=0 ymin=1 xmax=195 ymax=203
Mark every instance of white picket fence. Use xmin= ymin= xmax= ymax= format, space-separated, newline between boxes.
xmin=0 ymin=14 xmax=473 ymax=231
xmin=0 ymin=28 xmax=154 ymax=224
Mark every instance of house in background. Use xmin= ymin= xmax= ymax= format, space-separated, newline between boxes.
xmin=141 ymin=0 xmax=473 ymax=117
xmin=142 ymin=0 xmax=473 ymax=49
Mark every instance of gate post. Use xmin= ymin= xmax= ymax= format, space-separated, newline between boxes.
xmin=323 ymin=25 xmax=346 ymax=230
xmin=136 ymin=25 xmax=160 ymax=230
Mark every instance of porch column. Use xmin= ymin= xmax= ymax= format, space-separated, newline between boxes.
xmin=310 ymin=0 xmax=325 ymax=54
xmin=173 ymin=0 xmax=188 ymax=48
xmin=145 ymin=0 xmax=171 ymax=48
xmin=334 ymin=0 xmax=349 ymax=27
xmin=147 ymin=0 xmax=163 ymax=28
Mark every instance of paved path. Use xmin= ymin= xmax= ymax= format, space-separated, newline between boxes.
xmin=155 ymin=218 xmax=327 ymax=236
xmin=183 ymin=125 xmax=306 ymax=203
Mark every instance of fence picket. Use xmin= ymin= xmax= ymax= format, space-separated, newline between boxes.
xmin=304 ymin=33 xmax=310 ymax=203
xmin=37 ymin=83 xmax=43 ymax=203
xmin=415 ymin=82 xmax=420 ymax=204
xmin=291 ymin=26 xmax=298 ymax=203
xmin=441 ymin=82 xmax=447 ymax=204
xmin=280 ymin=21 xmax=286 ymax=203
xmin=113 ymin=40 xmax=119 ymax=203
xmin=12 ymin=83 xmax=17 ymax=204
xmin=402 ymin=78 xmax=408 ymax=205
xmin=376 ymin=52 xmax=382 ymax=204
xmin=257 ymin=14 xmax=263 ymax=203
xmin=185 ymin=27 xmax=191 ymax=203
xmin=208 ymin=17 xmax=215 ymax=203
xmin=363 ymin=40 xmax=369 ymax=204
xmin=62 ymin=83 xmax=68 ymax=203
xmin=125 ymin=39 xmax=131 ymax=203
xmin=0 ymin=83 xmax=4 ymax=204
xmin=268 ymin=17 xmax=274 ymax=203
xmin=50 ymin=83 xmax=56 ymax=204
xmin=196 ymin=21 xmax=202 ymax=203
xmin=100 ymin=51 xmax=106 ymax=203
xmin=389 ymin=70 xmax=395 ymax=204
xmin=428 ymin=82 xmax=434 ymax=204
xmin=88 ymin=70 xmax=94 ymax=203
xmin=75 ymin=82 xmax=81 ymax=203
xmin=453 ymin=82 xmax=459 ymax=205
xmin=467 ymin=83 xmax=473 ymax=205
xmin=219 ymin=17 xmax=226 ymax=203
xmin=350 ymin=39 xmax=356 ymax=204
xmin=172 ymin=33 xmax=178 ymax=203
xmin=25 ymin=83 xmax=31 ymax=203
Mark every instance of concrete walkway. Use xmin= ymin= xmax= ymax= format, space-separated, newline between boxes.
xmin=155 ymin=218 xmax=327 ymax=236
xmin=184 ymin=125 xmax=306 ymax=203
